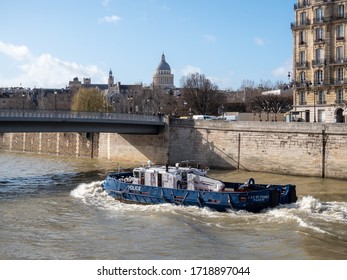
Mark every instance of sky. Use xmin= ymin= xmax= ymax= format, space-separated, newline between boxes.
xmin=0 ymin=0 xmax=296 ymax=90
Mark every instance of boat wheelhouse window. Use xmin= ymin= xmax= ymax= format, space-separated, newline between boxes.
xmin=134 ymin=171 xmax=140 ymax=178
xmin=181 ymin=172 xmax=187 ymax=181
xmin=157 ymin=173 xmax=163 ymax=187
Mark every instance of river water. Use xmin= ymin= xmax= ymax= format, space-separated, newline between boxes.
xmin=0 ymin=152 xmax=346 ymax=260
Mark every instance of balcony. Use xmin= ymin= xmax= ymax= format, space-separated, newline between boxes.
xmin=335 ymin=99 xmax=346 ymax=105
xmin=313 ymin=17 xmax=325 ymax=24
xmin=296 ymin=61 xmax=310 ymax=68
xmin=331 ymin=79 xmax=347 ymax=85
xmin=317 ymin=100 xmax=327 ymax=105
xmin=291 ymin=19 xmax=311 ymax=30
xmin=332 ymin=14 xmax=347 ymax=22
xmin=299 ymin=101 xmax=307 ymax=106
xmin=314 ymin=38 xmax=325 ymax=45
xmin=294 ymin=1 xmax=310 ymax=10
xmin=330 ymin=58 xmax=347 ymax=65
xmin=312 ymin=59 xmax=325 ymax=66
xmin=313 ymin=80 xmax=326 ymax=87
xmin=336 ymin=36 xmax=345 ymax=42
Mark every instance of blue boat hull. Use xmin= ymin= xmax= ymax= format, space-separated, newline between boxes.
xmin=101 ymin=172 xmax=297 ymax=213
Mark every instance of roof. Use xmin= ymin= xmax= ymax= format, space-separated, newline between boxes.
xmin=157 ymin=53 xmax=171 ymax=71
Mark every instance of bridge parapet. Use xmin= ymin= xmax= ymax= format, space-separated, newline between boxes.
xmin=0 ymin=109 xmax=165 ymax=134
xmin=0 ymin=109 xmax=163 ymax=123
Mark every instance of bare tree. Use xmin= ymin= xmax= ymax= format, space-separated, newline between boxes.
xmin=249 ymin=94 xmax=292 ymax=121
xmin=180 ymin=73 xmax=226 ymax=115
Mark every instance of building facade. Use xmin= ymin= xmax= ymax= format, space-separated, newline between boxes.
xmin=291 ymin=0 xmax=347 ymax=122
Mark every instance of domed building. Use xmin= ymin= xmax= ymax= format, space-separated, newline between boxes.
xmin=152 ymin=53 xmax=174 ymax=90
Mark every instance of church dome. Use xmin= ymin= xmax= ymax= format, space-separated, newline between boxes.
xmin=157 ymin=53 xmax=171 ymax=72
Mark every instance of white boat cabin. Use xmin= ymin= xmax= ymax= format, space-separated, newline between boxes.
xmin=131 ymin=163 xmax=225 ymax=192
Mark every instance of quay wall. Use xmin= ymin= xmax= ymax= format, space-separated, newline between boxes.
xmin=168 ymin=120 xmax=347 ymax=179
xmin=0 ymin=132 xmax=99 ymax=158
xmin=1 ymin=120 xmax=347 ymax=179
xmin=97 ymin=120 xmax=170 ymax=165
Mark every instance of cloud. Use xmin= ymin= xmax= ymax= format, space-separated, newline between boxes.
xmin=0 ymin=41 xmax=106 ymax=88
xmin=0 ymin=41 xmax=31 ymax=60
xmin=98 ymin=15 xmax=121 ymax=24
xmin=180 ymin=65 xmax=202 ymax=77
xmin=204 ymin=34 xmax=217 ymax=43
xmin=254 ymin=37 xmax=266 ymax=46
xmin=272 ymin=66 xmax=287 ymax=77
xmin=102 ymin=0 xmax=111 ymax=7
xmin=272 ymin=59 xmax=292 ymax=79
xmin=208 ymin=76 xmax=232 ymax=90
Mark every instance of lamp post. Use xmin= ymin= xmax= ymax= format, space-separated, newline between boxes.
xmin=305 ymin=80 xmax=313 ymax=122
xmin=314 ymin=90 xmax=317 ymax=122
xmin=288 ymin=71 xmax=298 ymax=122
xmin=218 ymin=105 xmax=224 ymax=118
xmin=54 ymin=91 xmax=57 ymax=111
xmin=22 ymin=92 xmax=25 ymax=113
xmin=127 ymin=95 xmax=133 ymax=113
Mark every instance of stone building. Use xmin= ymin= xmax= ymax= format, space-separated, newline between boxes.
xmin=152 ymin=53 xmax=175 ymax=92
xmin=291 ymin=0 xmax=347 ymax=123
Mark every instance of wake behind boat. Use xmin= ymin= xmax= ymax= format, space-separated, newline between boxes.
xmin=101 ymin=161 xmax=297 ymax=212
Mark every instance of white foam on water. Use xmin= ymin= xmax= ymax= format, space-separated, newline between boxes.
xmin=264 ymin=196 xmax=347 ymax=236
xmin=70 ymin=182 xmax=346 ymax=236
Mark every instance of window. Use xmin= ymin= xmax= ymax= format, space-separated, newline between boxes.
xmin=315 ymin=48 xmax=324 ymax=64
xmin=337 ymin=89 xmax=344 ymax=103
xmin=300 ymin=71 xmax=306 ymax=84
xmin=315 ymin=70 xmax=323 ymax=85
xmin=337 ymin=68 xmax=344 ymax=82
xmin=299 ymin=31 xmax=306 ymax=44
xmin=338 ymin=5 xmax=345 ymax=19
xmin=299 ymin=51 xmax=306 ymax=66
xmin=337 ymin=24 xmax=344 ymax=39
xmin=315 ymin=28 xmax=323 ymax=41
xmin=336 ymin=46 xmax=344 ymax=61
xmin=317 ymin=90 xmax=326 ymax=104
xmin=315 ymin=8 xmax=323 ymax=22
xmin=300 ymin=12 xmax=307 ymax=25
xmin=299 ymin=91 xmax=306 ymax=105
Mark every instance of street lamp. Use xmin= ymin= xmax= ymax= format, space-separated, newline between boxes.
xmin=22 ymin=92 xmax=25 ymax=112
xmin=54 ymin=91 xmax=57 ymax=111
xmin=313 ymin=90 xmax=317 ymax=123
xmin=218 ymin=105 xmax=224 ymax=118
xmin=127 ymin=95 xmax=133 ymax=113
xmin=305 ymin=80 xmax=313 ymax=122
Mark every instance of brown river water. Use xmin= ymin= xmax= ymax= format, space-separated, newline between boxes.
xmin=0 ymin=152 xmax=346 ymax=260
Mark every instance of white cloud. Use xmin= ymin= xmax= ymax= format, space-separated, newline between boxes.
xmin=0 ymin=41 xmax=106 ymax=88
xmin=98 ymin=15 xmax=121 ymax=24
xmin=102 ymin=0 xmax=111 ymax=7
xmin=208 ymin=76 xmax=232 ymax=90
xmin=272 ymin=66 xmax=287 ymax=77
xmin=254 ymin=37 xmax=266 ymax=46
xmin=204 ymin=34 xmax=217 ymax=43
xmin=0 ymin=41 xmax=31 ymax=60
xmin=272 ymin=59 xmax=292 ymax=79
xmin=180 ymin=65 xmax=202 ymax=77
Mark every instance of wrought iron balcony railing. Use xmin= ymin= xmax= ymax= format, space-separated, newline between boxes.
xmin=312 ymin=59 xmax=325 ymax=66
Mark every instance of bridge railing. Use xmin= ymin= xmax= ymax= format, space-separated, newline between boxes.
xmin=0 ymin=109 xmax=164 ymax=123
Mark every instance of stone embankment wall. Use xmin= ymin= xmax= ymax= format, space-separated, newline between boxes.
xmin=168 ymin=119 xmax=347 ymax=179
xmin=1 ymin=119 xmax=347 ymax=179
xmin=0 ymin=132 xmax=99 ymax=158
xmin=97 ymin=119 xmax=170 ymax=165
